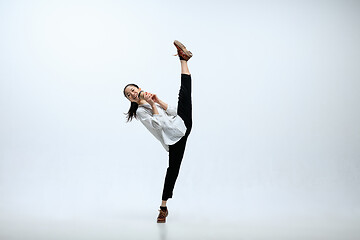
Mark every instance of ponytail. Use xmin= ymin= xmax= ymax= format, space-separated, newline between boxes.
xmin=126 ymin=102 xmax=138 ymax=122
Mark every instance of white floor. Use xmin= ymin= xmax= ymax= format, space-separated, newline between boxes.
xmin=1 ymin=209 xmax=359 ymax=240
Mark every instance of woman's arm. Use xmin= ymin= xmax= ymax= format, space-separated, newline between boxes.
xmin=152 ymin=93 xmax=178 ymax=117
xmin=152 ymin=94 xmax=168 ymax=111
xmin=143 ymin=92 xmax=159 ymax=115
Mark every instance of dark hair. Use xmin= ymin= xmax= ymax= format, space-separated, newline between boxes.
xmin=123 ymin=83 xmax=140 ymax=122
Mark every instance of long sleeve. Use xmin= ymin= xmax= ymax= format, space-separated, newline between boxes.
xmin=165 ymin=105 xmax=178 ymax=116
xmin=136 ymin=103 xmax=186 ymax=151
xmin=137 ymin=107 xmax=162 ymax=130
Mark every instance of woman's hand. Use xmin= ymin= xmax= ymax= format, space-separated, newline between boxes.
xmin=144 ymin=92 xmax=168 ymax=112
xmin=143 ymin=92 xmax=155 ymax=105
xmin=151 ymin=94 xmax=160 ymax=104
xmin=143 ymin=92 xmax=159 ymax=115
xmin=153 ymin=94 xmax=168 ymax=111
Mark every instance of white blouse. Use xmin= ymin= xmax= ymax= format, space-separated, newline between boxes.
xmin=136 ymin=103 xmax=187 ymax=151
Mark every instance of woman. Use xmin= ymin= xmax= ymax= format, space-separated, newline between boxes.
xmin=123 ymin=40 xmax=193 ymax=223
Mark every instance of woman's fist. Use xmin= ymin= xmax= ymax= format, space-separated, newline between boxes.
xmin=151 ymin=94 xmax=160 ymax=104
xmin=143 ymin=92 xmax=155 ymax=105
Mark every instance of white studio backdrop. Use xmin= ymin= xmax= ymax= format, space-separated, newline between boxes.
xmin=0 ymin=0 xmax=360 ymax=236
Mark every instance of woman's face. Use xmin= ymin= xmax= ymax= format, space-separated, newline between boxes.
xmin=124 ymin=85 xmax=141 ymax=103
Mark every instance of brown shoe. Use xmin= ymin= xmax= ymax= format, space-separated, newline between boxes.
xmin=174 ymin=40 xmax=193 ymax=61
xmin=157 ymin=208 xmax=169 ymax=223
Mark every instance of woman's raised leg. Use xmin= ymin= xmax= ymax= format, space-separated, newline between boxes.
xmin=181 ymin=60 xmax=190 ymax=75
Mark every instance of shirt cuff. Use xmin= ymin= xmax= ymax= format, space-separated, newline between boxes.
xmin=165 ymin=105 xmax=177 ymax=116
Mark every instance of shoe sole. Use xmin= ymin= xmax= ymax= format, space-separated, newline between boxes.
xmin=174 ymin=40 xmax=193 ymax=59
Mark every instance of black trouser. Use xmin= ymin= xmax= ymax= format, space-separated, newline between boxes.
xmin=162 ymin=74 xmax=192 ymax=201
